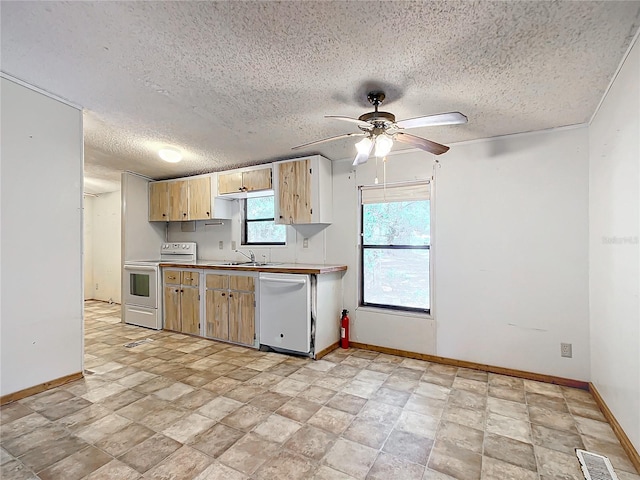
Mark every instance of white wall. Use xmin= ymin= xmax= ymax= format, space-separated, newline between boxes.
xmin=329 ymin=126 xmax=590 ymax=381
xmin=84 ymin=196 xmax=94 ymax=300
xmin=589 ymin=36 xmax=640 ymax=451
xmin=91 ymin=191 xmax=121 ymax=303
xmin=121 ymin=172 xmax=165 ymax=262
xmin=1 ymin=77 xmax=84 ymax=396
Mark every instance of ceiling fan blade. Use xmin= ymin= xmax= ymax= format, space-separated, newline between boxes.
xmin=325 ymin=115 xmax=372 ymax=129
xmin=291 ymin=132 xmax=365 ymax=150
xmin=395 ymin=132 xmax=450 ymax=155
xmin=395 ymin=111 xmax=467 ymax=130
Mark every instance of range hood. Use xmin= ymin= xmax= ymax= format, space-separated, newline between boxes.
xmin=216 ymin=189 xmax=274 ymax=200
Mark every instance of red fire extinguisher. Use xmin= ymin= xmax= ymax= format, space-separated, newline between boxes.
xmin=340 ymin=309 xmax=350 ymax=349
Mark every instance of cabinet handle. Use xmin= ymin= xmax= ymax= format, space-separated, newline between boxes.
xmin=175 ymin=289 xmax=179 ymax=293
xmin=181 ymin=289 xmax=184 ymax=293
xmin=221 ymin=293 xmax=225 ymax=296
xmin=183 ymin=212 xmax=187 ymax=216
xmin=229 ymin=294 xmax=233 ymax=298
xmin=162 ymin=213 xmax=166 ymax=217
xmin=206 ymin=211 xmax=209 ymax=216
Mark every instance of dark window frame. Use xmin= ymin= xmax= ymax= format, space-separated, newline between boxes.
xmin=359 ymin=200 xmax=431 ymax=314
xmin=242 ymin=197 xmax=286 ymax=246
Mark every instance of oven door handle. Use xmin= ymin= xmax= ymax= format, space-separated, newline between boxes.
xmin=124 ymin=265 xmax=157 ymax=272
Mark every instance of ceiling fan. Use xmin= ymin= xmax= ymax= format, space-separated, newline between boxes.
xmin=292 ymin=91 xmax=467 ymax=166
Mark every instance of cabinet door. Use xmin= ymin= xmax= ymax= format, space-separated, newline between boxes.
xmin=168 ymin=180 xmax=188 ymax=221
xmin=277 ymin=159 xmax=311 ymax=224
xmin=149 ymin=182 xmax=169 ymax=221
xmin=164 ymin=270 xmax=181 ymax=285
xmin=205 ymin=290 xmax=229 ymax=340
xmin=181 ymin=271 xmax=199 ymax=287
xmin=188 ymin=177 xmax=211 ymax=220
xmin=229 ymin=291 xmax=255 ymax=346
xmin=218 ymin=172 xmax=243 ymax=194
xmin=230 ymin=275 xmax=255 ymax=292
xmin=243 ymin=169 xmax=272 ymax=192
xmin=181 ymin=286 xmax=200 ymax=335
xmin=206 ymin=274 xmax=229 ymax=290
xmin=164 ymin=285 xmax=181 ymax=331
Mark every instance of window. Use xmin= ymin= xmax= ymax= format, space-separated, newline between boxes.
xmin=243 ymin=195 xmax=286 ymax=245
xmin=360 ymin=183 xmax=431 ymax=313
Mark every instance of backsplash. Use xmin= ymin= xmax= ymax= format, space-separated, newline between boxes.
xmin=166 ymin=201 xmax=330 ymax=264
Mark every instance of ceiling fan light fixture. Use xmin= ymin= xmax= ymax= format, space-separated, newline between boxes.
xmin=355 ymin=136 xmax=373 ymax=154
xmin=159 ymin=148 xmax=182 ymax=163
xmin=374 ymin=134 xmax=393 ymax=157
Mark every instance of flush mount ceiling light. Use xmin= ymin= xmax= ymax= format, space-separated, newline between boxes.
xmin=158 ymin=148 xmax=182 ymax=163
xmin=292 ymin=91 xmax=468 ymax=166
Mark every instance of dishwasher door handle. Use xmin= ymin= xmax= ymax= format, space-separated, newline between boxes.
xmin=261 ymin=278 xmax=307 ymax=286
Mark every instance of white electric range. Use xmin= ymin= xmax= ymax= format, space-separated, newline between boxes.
xmin=123 ymin=242 xmax=197 ymax=329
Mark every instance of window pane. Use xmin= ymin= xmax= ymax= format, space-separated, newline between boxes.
xmin=363 ymin=201 xmax=430 ymax=246
xmin=363 ymin=248 xmax=429 ymax=310
xmin=247 ymin=196 xmax=275 ymax=220
xmin=246 ymin=221 xmax=286 ymax=244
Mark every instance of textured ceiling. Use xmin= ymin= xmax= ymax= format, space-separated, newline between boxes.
xmin=2 ymin=1 xmax=640 ymax=193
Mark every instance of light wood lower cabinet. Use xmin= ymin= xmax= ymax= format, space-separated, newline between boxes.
xmin=205 ymin=273 xmax=255 ymax=346
xmin=206 ymin=289 xmax=229 ymax=340
xmin=163 ymin=269 xmax=200 ymax=335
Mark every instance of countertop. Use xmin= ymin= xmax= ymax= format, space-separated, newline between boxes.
xmin=159 ymin=261 xmax=347 ymax=275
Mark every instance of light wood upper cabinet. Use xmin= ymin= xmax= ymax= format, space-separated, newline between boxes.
xmin=168 ymin=180 xmax=188 ymax=221
xmin=275 ymin=156 xmax=332 ymax=225
xmin=149 ymin=182 xmax=169 ymax=221
xmin=218 ymin=167 xmax=272 ymax=195
xmin=277 ymin=159 xmax=311 ymax=224
xmin=218 ymin=172 xmax=243 ymax=195
xmin=242 ymin=169 xmax=272 ymax=192
xmin=188 ymin=176 xmax=211 ymax=220
xmin=150 ymin=175 xmax=226 ymax=222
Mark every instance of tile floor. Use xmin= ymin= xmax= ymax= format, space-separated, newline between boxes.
xmin=1 ymin=300 xmax=638 ymax=480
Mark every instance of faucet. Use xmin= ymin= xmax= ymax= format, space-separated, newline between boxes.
xmin=235 ymin=249 xmax=255 ymax=263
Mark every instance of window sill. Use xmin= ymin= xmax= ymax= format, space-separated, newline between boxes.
xmin=356 ymin=305 xmax=433 ymax=320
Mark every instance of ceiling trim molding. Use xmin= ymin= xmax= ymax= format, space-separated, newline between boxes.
xmin=589 ymin=26 xmax=640 ymax=125
xmin=0 ymin=71 xmax=83 ymax=110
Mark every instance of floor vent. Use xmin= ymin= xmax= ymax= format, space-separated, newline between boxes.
xmin=576 ymin=449 xmax=619 ymax=480
xmin=123 ymin=338 xmax=154 ymax=348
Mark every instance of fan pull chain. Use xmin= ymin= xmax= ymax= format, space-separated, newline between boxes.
xmin=383 ymin=156 xmax=387 ymax=192
xmin=374 ymin=155 xmax=379 ymax=184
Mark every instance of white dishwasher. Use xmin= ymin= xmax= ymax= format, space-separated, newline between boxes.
xmin=259 ymin=273 xmax=311 ymax=354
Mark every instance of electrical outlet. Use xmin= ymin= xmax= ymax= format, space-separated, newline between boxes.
xmin=218 ymin=241 xmax=223 ymax=250
xmin=303 ymin=238 xmax=309 ymax=248
xmin=231 ymin=241 xmax=237 ymax=250
xmin=95 ymin=283 xmax=98 ymax=290
xmin=561 ymin=343 xmax=572 ymax=358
